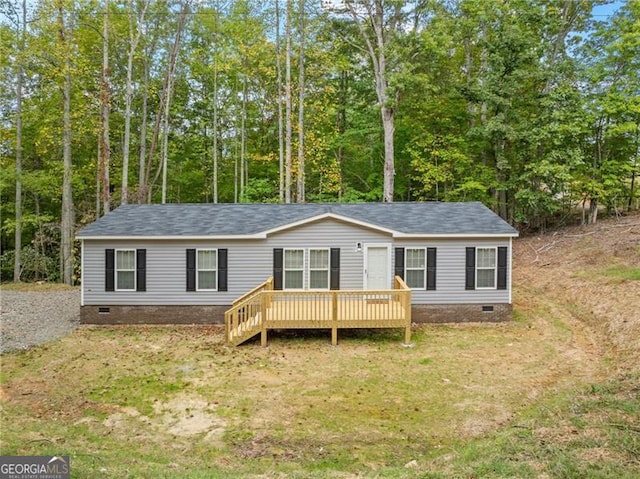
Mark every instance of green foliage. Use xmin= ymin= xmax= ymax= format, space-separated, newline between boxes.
xmin=1 ymin=245 xmax=58 ymax=282
xmin=599 ymin=265 xmax=640 ymax=282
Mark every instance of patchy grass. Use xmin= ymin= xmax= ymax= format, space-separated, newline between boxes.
xmin=0 ymin=312 xmax=611 ymax=478
xmin=425 ymin=373 xmax=640 ymax=478
xmin=598 ymin=265 xmax=640 ymax=282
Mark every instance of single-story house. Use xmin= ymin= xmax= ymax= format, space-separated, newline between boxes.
xmin=77 ymin=202 xmax=518 ymax=344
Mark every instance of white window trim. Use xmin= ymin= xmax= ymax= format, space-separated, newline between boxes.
xmin=115 ymin=249 xmax=136 ymax=292
xmin=308 ymin=248 xmax=330 ymax=290
xmin=283 ymin=248 xmax=305 ymax=290
xmin=476 ymin=247 xmax=497 ymax=290
xmin=196 ymin=248 xmax=218 ymax=292
xmin=405 ymin=247 xmax=427 ymax=290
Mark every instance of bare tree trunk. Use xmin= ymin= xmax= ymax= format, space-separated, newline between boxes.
xmin=212 ymin=23 xmax=219 ymax=204
xmin=629 ymin=125 xmax=639 ymax=210
xmin=122 ymin=0 xmax=148 ymax=205
xmin=336 ymin=69 xmax=347 ymax=199
xmin=590 ymin=117 xmax=606 ymax=224
xmin=463 ymin=37 xmax=475 ymax=128
xmin=380 ymin=104 xmax=394 ymax=202
xmin=479 ymin=20 xmax=488 ymax=166
xmin=95 ymin=139 xmax=100 ymax=219
xmin=284 ymin=0 xmax=292 ymax=203
xmin=240 ymin=74 xmax=247 ymax=202
xmin=160 ymin=87 xmax=171 ymax=203
xmin=276 ymin=0 xmax=284 ymax=203
xmin=234 ymin=79 xmax=239 ymax=203
xmin=345 ymin=0 xmax=401 ymax=202
xmin=296 ymin=0 xmax=305 ymax=203
xmin=100 ymin=0 xmax=111 ymax=214
xmin=160 ymin=8 xmax=187 ymax=204
xmin=58 ymin=4 xmax=74 ymax=285
xmin=13 ymin=0 xmax=26 ymax=282
xmin=138 ymin=58 xmax=149 ymax=203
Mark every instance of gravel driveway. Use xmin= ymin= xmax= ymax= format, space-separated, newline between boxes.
xmin=1 ymin=290 xmax=80 ymax=353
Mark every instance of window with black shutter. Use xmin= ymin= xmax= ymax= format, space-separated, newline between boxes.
xmin=426 ymin=247 xmax=437 ymax=290
xmin=136 ymin=249 xmax=146 ymax=292
xmin=273 ymin=248 xmax=283 ymax=290
xmin=394 ymin=248 xmax=405 ymax=279
xmin=330 ymin=248 xmax=340 ymax=290
xmin=465 ymin=247 xmax=476 ymax=290
xmin=186 ymin=249 xmax=196 ymax=291
xmin=105 ymin=249 xmax=115 ymax=292
xmin=218 ymin=249 xmax=228 ymax=292
xmin=497 ymin=246 xmax=508 ymax=290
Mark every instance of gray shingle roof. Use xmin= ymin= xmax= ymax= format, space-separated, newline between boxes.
xmin=76 ymin=202 xmax=518 ymax=237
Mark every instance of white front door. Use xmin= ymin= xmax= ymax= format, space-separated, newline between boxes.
xmin=365 ymin=245 xmax=390 ymax=289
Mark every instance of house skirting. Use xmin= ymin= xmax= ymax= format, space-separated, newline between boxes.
xmin=80 ymin=305 xmax=228 ymax=325
xmin=81 ymin=303 xmax=512 ymax=325
xmin=411 ymin=303 xmax=512 ymax=323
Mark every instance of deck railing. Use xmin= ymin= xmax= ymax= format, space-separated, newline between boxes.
xmin=225 ymin=276 xmax=273 ymax=344
xmin=225 ymin=276 xmax=411 ymax=346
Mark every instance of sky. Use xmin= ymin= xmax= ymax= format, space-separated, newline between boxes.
xmin=591 ymin=0 xmax=626 ymax=19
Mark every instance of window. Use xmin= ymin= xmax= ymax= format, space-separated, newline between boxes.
xmin=197 ymin=249 xmax=217 ymax=291
xmin=116 ymin=250 xmax=136 ymax=291
xmin=309 ymin=249 xmax=329 ymax=289
xmin=405 ymin=248 xmax=426 ymax=289
xmin=476 ymin=247 xmax=497 ymax=289
xmin=284 ymin=249 xmax=304 ymax=289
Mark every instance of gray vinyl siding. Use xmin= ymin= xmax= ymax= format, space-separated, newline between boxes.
xmin=395 ymin=238 xmax=511 ymax=304
xmin=82 ymin=218 xmax=512 ymax=306
xmin=82 ymin=218 xmax=390 ymax=306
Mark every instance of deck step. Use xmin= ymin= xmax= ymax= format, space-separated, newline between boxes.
xmin=227 ymin=313 xmax=262 ymax=346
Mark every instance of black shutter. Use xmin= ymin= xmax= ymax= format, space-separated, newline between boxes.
xmin=330 ymin=248 xmax=340 ymax=290
xmin=273 ymin=248 xmax=283 ymax=290
xmin=465 ymin=247 xmax=476 ymax=290
xmin=497 ymin=246 xmax=508 ymax=290
xmin=394 ymin=248 xmax=405 ymax=279
xmin=136 ymin=249 xmax=146 ymax=292
xmin=218 ymin=249 xmax=228 ymax=291
xmin=186 ymin=249 xmax=196 ymax=292
xmin=105 ymin=249 xmax=115 ymax=292
xmin=426 ymin=247 xmax=437 ymax=291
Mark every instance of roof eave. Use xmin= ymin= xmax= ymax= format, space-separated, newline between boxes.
xmin=393 ymin=232 xmax=519 ymax=238
xmin=75 ymin=234 xmax=268 ymax=240
xmin=77 ymin=232 xmax=519 ymax=241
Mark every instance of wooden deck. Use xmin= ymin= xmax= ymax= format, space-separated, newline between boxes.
xmin=225 ymin=277 xmax=412 ymax=346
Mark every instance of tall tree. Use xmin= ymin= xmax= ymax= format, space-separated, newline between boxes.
xmin=276 ymin=0 xmax=284 ymax=203
xmin=296 ymin=0 xmax=306 ymax=202
xmin=143 ymin=0 xmax=189 ymax=203
xmin=343 ymin=0 xmax=405 ymax=202
xmin=121 ymin=0 xmax=149 ymax=205
xmin=284 ymin=0 xmax=293 ymax=203
xmin=212 ymin=4 xmax=219 ymax=204
xmin=13 ymin=0 xmax=27 ymax=281
xmin=99 ymin=0 xmax=110 ymax=214
xmin=57 ymin=1 xmax=74 ymax=284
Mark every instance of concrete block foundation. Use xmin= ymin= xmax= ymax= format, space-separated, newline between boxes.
xmin=411 ymin=303 xmax=512 ymax=323
xmin=81 ymin=303 xmax=512 ymax=325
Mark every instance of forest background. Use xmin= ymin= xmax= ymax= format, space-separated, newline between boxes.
xmin=1 ymin=0 xmax=638 ymax=284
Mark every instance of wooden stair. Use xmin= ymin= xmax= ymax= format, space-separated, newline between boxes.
xmin=227 ymin=312 xmax=262 ymax=346
xmin=225 ymin=277 xmax=273 ymax=346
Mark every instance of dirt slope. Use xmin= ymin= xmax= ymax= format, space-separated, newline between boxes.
xmin=513 ymin=212 xmax=640 ymax=370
